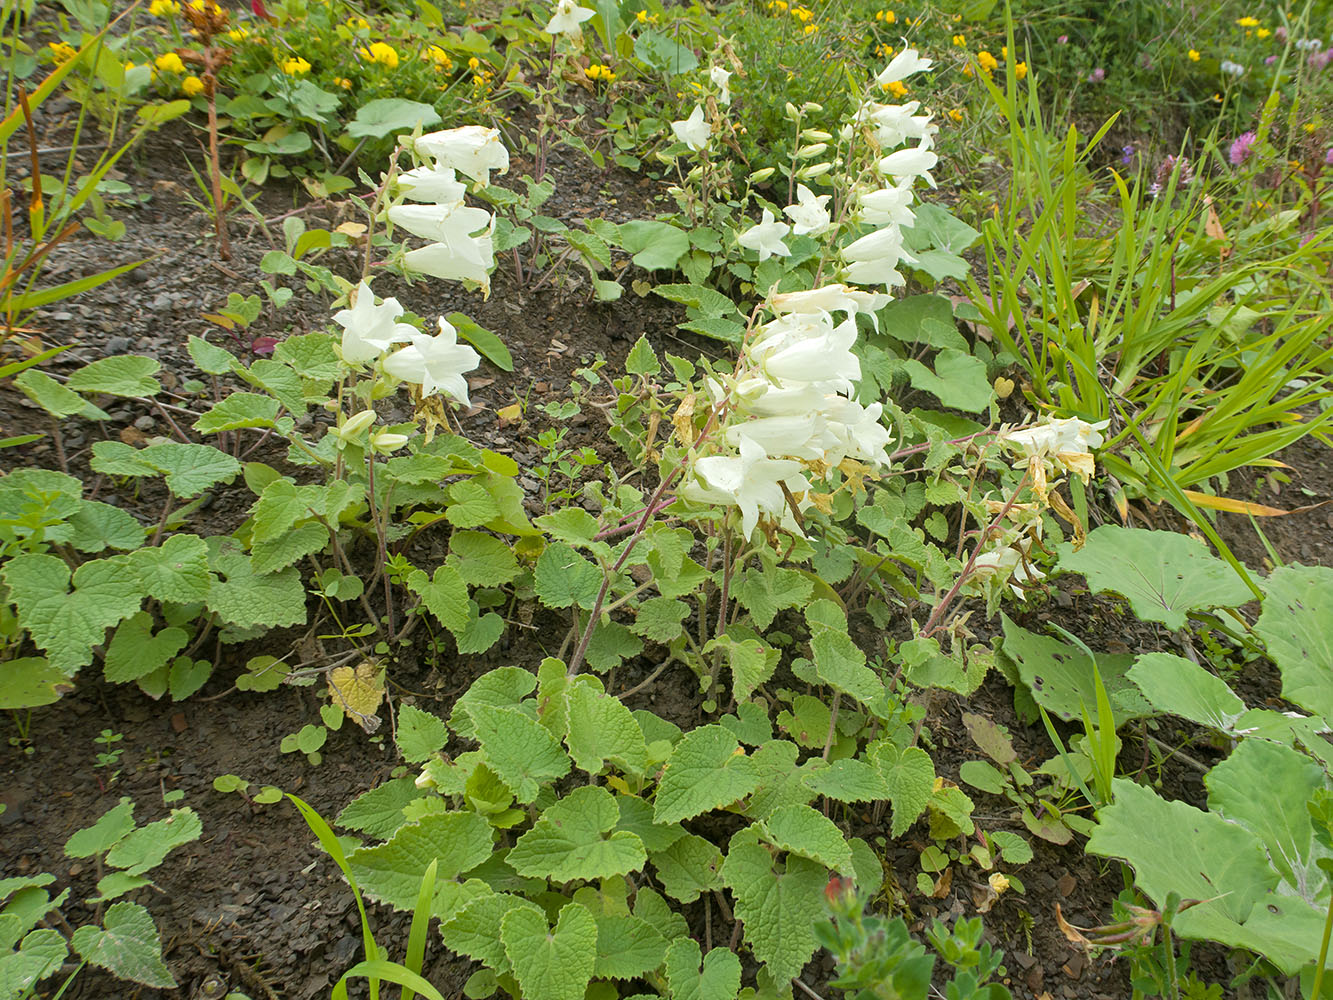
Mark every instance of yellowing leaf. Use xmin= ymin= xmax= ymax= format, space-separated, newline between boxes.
xmin=327 ymin=660 xmax=384 ymax=732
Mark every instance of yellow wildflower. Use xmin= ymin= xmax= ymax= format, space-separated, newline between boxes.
xmin=227 ymin=27 xmax=249 ymax=41
xmin=49 ymin=41 xmax=78 ymax=61
xmin=961 ymin=63 xmax=974 ymax=77
xmin=951 ymin=33 xmax=965 ymax=46
xmin=426 ymin=44 xmax=452 ymax=69
xmin=1014 ymin=61 xmax=1028 ymax=79
xmin=155 ymin=51 xmax=186 ymax=73
xmin=359 ymin=41 xmax=399 ymax=68
xmin=148 ymin=0 xmax=180 ymax=15
xmin=1256 ymin=27 xmax=1270 ymax=38
xmin=803 ymin=22 xmax=816 ymax=33
xmin=884 ymin=79 xmax=908 ymax=97
xmin=333 ymin=76 xmax=353 ymax=89
xmin=585 ymin=63 xmax=617 ymax=81
xmin=977 ymin=49 xmax=998 ymax=74
xmin=1188 ymin=48 xmax=1200 ymax=61
xmin=791 ymin=6 xmax=812 ymax=22
xmin=948 ymin=108 xmax=963 ymax=122
xmin=281 ymin=56 xmax=311 ymax=75
xmin=1303 ymin=121 xmax=1317 ymax=133
xmin=181 ymin=74 xmax=205 ymax=96
xmin=1235 ymin=15 xmax=1259 ymax=27
xmin=346 ymin=16 xmax=369 ymax=29
xmin=467 ymin=56 xmax=481 ymax=70
xmin=1001 ymin=45 xmax=1008 ymax=59
xmin=883 ymin=9 xmax=895 ymax=22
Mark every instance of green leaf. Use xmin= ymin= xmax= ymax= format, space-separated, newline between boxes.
xmin=593 ymin=913 xmax=668 ymax=981
xmin=65 ymin=798 xmax=136 ymax=858
xmin=347 ymin=97 xmax=442 ymax=139
xmin=2 ymin=553 xmax=142 ymax=673
xmin=633 ymin=596 xmax=690 ymax=644
xmin=1057 ymin=526 xmax=1253 ymax=630
xmin=129 ymin=533 xmax=211 ymax=604
xmin=443 ymin=890 xmax=538 ymax=973
xmin=139 ymin=442 xmax=241 ymax=498
xmin=654 ymin=725 xmax=760 ymax=824
xmin=90 ymin=440 xmax=158 ymax=478
xmin=450 ymin=667 xmax=538 ymax=740
xmin=801 ymin=758 xmax=887 ymax=803
xmin=759 ymin=804 xmax=853 ymax=874
xmin=584 ymin=622 xmax=644 ymax=673
xmin=14 ymin=369 xmax=105 ymax=418
xmin=746 ymin=739 xmax=819 ymax=819
xmin=471 ymin=703 xmax=572 ymax=804
xmin=624 ymin=335 xmax=661 ymax=377
xmin=500 ymin=903 xmax=598 ymax=1000
xmin=0 ymin=657 xmax=71 ymax=709
xmin=67 ymin=356 xmax=161 ymax=398
xmin=1206 ymin=738 xmax=1331 ymax=905
xmin=1127 ymin=652 xmax=1246 ymax=730
xmin=68 ymin=501 xmax=146 ymax=553
xmin=250 ymin=521 xmax=328 ymax=575
xmin=535 ymin=507 xmax=601 ymax=546
xmin=901 ymin=348 xmax=992 ymax=413
xmin=720 ymin=827 xmax=826 ymax=982
xmin=1255 ymin=565 xmax=1333 ymax=720
xmin=187 ymin=335 xmax=239 ymax=375
xmin=615 ymin=795 xmax=685 ymax=854
xmin=449 ymin=531 xmax=520 ymax=587
xmin=732 ymin=565 xmax=811 ymax=631
xmin=665 ymin=938 xmax=741 ymax=1000
xmin=407 ymin=565 xmax=469 ymax=636
xmin=448 ymin=478 xmax=502 ymax=528
xmin=632 ymin=29 xmax=699 ymax=74
xmin=705 ymin=627 xmax=779 ymax=705
xmin=348 ymin=811 xmax=494 ymax=911
xmin=650 ymin=833 xmax=723 ymax=903
xmin=870 ymin=741 xmax=934 ymax=838
xmin=70 ymin=901 xmax=174 ymax=988
xmin=806 ymin=600 xmax=883 ymax=707
xmin=194 ymin=392 xmax=280 ymax=433
xmin=2 ymin=927 xmax=68 ymax=994
xmin=398 ymin=704 xmax=450 ymax=763
xmin=336 ymin=777 xmax=419 ymax=841
xmin=1087 ymin=777 xmax=1288 ymax=961
xmin=509 ymin=786 xmax=647 ymax=881
xmin=617 ymin=221 xmax=689 ymax=271
xmin=999 ymin=615 xmax=1153 ymax=722
xmin=534 ymin=542 xmax=602 ymax=610
xmin=104 ymin=808 xmax=201 ymax=875
xmin=206 ymin=540 xmax=306 ymax=629
xmin=565 ymin=677 xmax=648 ymax=776
xmin=448 ymin=312 xmax=514 ymax=372
xmin=104 ymin=612 xmax=188 ymax=683
xmin=651 ymin=283 xmax=736 ymax=317
xmin=273 ymin=332 xmax=340 ymax=380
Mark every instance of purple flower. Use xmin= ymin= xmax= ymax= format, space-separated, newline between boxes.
xmin=1326 ymin=147 xmax=1333 ymax=166
xmin=1265 ymin=54 xmax=1278 ymax=65
xmin=1056 ymin=34 xmax=1068 ymax=44
xmin=1087 ymin=67 xmax=1105 ymax=82
xmin=1275 ymin=25 xmax=1288 ymax=42
xmin=1229 ymin=131 xmax=1256 ymax=166
xmin=1310 ymin=48 xmax=1333 ymax=71
xmin=1120 ymin=144 xmax=1135 ymax=164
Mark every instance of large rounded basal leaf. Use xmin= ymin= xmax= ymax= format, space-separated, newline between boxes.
xmin=1087 ymin=778 xmax=1275 ymax=931
xmin=1056 ymin=526 xmax=1252 ymax=630
xmin=653 ymin=725 xmax=760 ymax=825
xmin=1127 ymin=652 xmax=1246 ymax=731
xmin=508 ymin=786 xmax=646 ymax=882
xmin=616 ymin=221 xmax=689 ymax=271
xmin=1205 ymin=739 xmax=1333 ymax=905
xmin=1255 ymin=565 xmax=1333 ymax=720
xmin=346 ymin=98 xmax=442 ymax=139
xmin=999 ymin=615 xmax=1153 ymax=722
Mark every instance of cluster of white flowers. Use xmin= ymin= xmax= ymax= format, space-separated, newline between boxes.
xmin=681 ymin=285 xmax=894 ymax=538
xmin=674 ymin=50 xmax=945 ymax=539
xmin=333 ymin=280 xmax=481 ymax=409
xmin=996 ymin=415 xmax=1109 ymax=500
xmin=387 ymin=125 xmax=509 ymax=295
xmin=544 ymin=0 xmax=594 ymax=37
